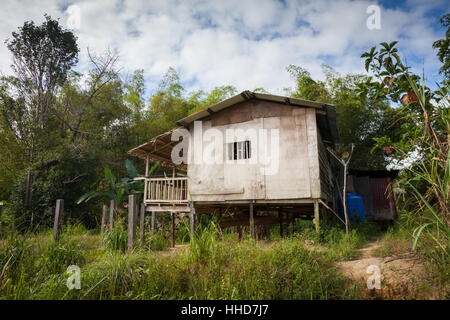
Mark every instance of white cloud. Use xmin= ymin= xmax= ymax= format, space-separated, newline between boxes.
xmin=0 ymin=0 xmax=447 ymax=96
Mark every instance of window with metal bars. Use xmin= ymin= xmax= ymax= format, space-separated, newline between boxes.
xmin=227 ymin=140 xmax=251 ymax=160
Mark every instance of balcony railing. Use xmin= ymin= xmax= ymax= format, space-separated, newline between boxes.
xmin=144 ymin=177 xmax=189 ymax=203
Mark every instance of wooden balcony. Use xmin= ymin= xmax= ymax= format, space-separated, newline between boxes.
xmin=143 ymin=177 xmax=190 ymax=212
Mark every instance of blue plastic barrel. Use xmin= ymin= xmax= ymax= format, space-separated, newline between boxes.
xmin=346 ymin=193 xmax=365 ymax=223
xmin=336 ymin=193 xmax=365 ymax=223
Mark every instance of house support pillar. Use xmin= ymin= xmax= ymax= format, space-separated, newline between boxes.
xmin=140 ymin=203 xmax=145 ymax=246
xmin=314 ymin=200 xmax=320 ymax=232
xmin=250 ymin=203 xmax=255 ymax=239
xmin=144 ymin=154 xmax=149 ymax=201
xmin=189 ymin=202 xmax=195 ymax=241
xmin=151 ymin=211 xmax=155 ymax=236
xmin=279 ymin=208 xmax=283 ymax=237
xmin=171 ymin=212 xmax=175 ymax=248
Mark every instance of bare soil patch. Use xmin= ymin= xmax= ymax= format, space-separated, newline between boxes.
xmin=336 ymin=240 xmax=437 ymax=299
xmin=160 ymin=244 xmax=190 ymax=256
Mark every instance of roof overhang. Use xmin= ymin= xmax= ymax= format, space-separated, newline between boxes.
xmin=127 ymin=127 xmax=187 ymax=170
xmin=176 ymin=90 xmax=335 ymax=127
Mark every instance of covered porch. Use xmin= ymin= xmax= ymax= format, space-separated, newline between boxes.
xmin=128 ymin=127 xmax=191 ymax=212
xmin=128 ymin=128 xmax=194 ymax=248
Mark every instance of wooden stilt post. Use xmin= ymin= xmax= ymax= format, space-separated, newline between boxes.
xmin=128 ymin=195 xmax=137 ymax=250
xmin=109 ymin=199 xmax=115 ymax=229
xmin=265 ymin=224 xmax=270 ymax=240
xmin=53 ymin=199 xmax=64 ymax=241
xmin=237 ymin=225 xmax=242 ymax=240
xmin=287 ymin=213 xmax=290 ymax=236
xmin=286 ymin=212 xmax=290 ymax=236
xmin=279 ymin=208 xmax=283 ymax=237
xmin=289 ymin=213 xmax=293 ymax=236
xmin=189 ymin=202 xmax=195 ymax=241
xmin=171 ymin=212 xmax=175 ymax=248
xmin=217 ymin=208 xmax=223 ymax=240
xmin=140 ymin=203 xmax=145 ymax=246
xmin=144 ymin=153 xmax=150 ymax=192
xmin=101 ymin=204 xmax=107 ymax=234
xmin=145 ymin=154 xmax=150 ymax=176
xmin=314 ymin=200 xmax=320 ymax=232
xmin=151 ymin=211 xmax=156 ymax=236
xmin=250 ymin=203 xmax=255 ymax=239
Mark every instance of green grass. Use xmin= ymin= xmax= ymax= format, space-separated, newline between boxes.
xmin=0 ymin=217 xmax=444 ymax=300
xmin=0 ymin=221 xmax=366 ymax=300
xmin=282 ymin=220 xmax=384 ymax=261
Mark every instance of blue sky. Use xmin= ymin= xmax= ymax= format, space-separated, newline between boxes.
xmin=0 ymin=0 xmax=448 ymax=97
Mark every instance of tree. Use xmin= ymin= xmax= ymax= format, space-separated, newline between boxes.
xmin=432 ymin=14 xmax=450 ymax=81
xmin=3 ymin=15 xmax=79 ymax=210
xmin=5 ymin=15 xmax=79 ymax=129
xmin=285 ymin=64 xmax=396 ymax=170
xmin=285 ymin=65 xmax=332 ymax=102
xmin=187 ymin=85 xmax=237 ymax=114
xmin=361 ymin=41 xmax=449 ymax=256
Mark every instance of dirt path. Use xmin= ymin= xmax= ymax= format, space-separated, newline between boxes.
xmin=336 ymin=239 xmax=436 ymax=299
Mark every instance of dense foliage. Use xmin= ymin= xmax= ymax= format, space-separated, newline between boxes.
xmin=0 ymin=16 xmax=398 ymax=232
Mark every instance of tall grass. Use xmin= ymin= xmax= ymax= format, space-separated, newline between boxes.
xmin=0 ymin=228 xmax=86 ymax=299
xmin=293 ymin=220 xmax=383 ymax=260
xmin=145 ymin=230 xmax=171 ymax=251
xmin=103 ymin=225 xmax=128 ymax=252
xmin=0 ymin=223 xmax=364 ymax=300
xmin=395 ymin=74 xmax=450 ymax=286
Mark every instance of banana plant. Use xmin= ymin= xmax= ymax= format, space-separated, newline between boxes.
xmin=119 ymin=159 xmax=160 ymax=196
xmin=76 ymin=160 xmax=159 ymax=205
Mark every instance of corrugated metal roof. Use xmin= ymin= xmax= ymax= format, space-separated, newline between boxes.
xmin=176 ymin=90 xmax=335 ymax=127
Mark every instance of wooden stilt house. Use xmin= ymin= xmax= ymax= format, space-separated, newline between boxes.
xmin=128 ymin=90 xmax=340 ymax=242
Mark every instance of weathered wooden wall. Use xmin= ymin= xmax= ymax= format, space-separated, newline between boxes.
xmin=187 ymin=100 xmax=326 ymax=202
xmin=317 ymin=131 xmax=334 ymax=203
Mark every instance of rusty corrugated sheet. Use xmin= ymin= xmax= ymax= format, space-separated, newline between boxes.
xmin=369 ymin=177 xmax=397 ymax=221
xmin=354 ymin=176 xmax=374 ymax=219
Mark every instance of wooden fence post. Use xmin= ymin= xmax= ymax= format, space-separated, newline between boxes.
xmin=101 ymin=204 xmax=107 ymax=234
xmin=140 ymin=203 xmax=145 ymax=246
xmin=53 ymin=199 xmax=64 ymax=241
xmin=109 ymin=199 xmax=115 ymax=229
xmin=128 ymin=195 xmax=137 ymax=250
